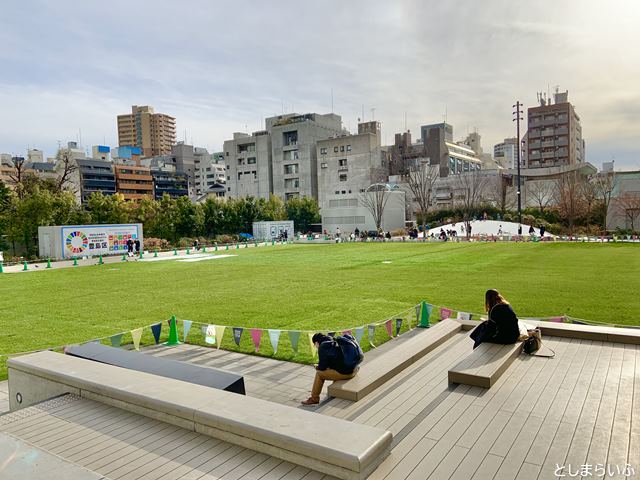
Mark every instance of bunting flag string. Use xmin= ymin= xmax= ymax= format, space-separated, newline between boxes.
xmin=214 ymin=325 xmax=226 ymax=349
xmin=385 ymin=319 xmax=393 ymax=338
xmin=288 ymin=331 xmax=300 ymax=353
xmin=440 ymin=308 xmax=453 ymax=321
xmin=183 ymin=320 xmax=192 ymax=342
xmin=150 ymin=323 xmax=162 ymax=344
xmin=395 ymin=318 xmax=403 ymax=337
xmin=204 ymin=325 xmax=216 ymax=345
xmin=268 ymin=329 xmax=281 ymax=354
xmin=456 ymin=312 xmax=471 ymax=321
xmin=250 ymin=329 xmax=262 ymax=352
xmin=354 ymin=327 xmax=364 ymax=344
xmin=131 ymin=328 xmax=143 ymax=351
xmin=368 ymin=324 xmax=376 ymax=348
xmin=110 ymin=334 xmax=123 ymax=348
xmin=233 ymin=327 xmax=244 ymax=346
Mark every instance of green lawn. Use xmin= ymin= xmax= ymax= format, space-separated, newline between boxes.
xmin=1 ymin=242 xmax=639 ymax=379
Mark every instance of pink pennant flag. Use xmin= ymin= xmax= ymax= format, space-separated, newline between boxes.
xmin=385 ymin=319 xmax=394 ymax=338
xmin=549 ymin=316 xmax=564 ymax=323
xmin=342 ymin=329 xmax=352 ymax=336
xmin=440 ymin=308 xmax=453 ymax=320
xmin=250 ymin=329 xmax=262 ymax=352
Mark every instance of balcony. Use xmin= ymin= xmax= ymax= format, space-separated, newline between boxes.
xmin=528 ymin=130 xmax=541 ymax=139
xmin=338 ymin=166 xmax=348 ymax=172
xmin=556 ymin=126 xmax=568 ymax=135
xmin=529 ymin=140 xmax=541 ymax=149
xmin=529 ymin=153 xmax=541 ymax=160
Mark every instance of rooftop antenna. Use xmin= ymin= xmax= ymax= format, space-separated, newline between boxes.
xmin=371 ymin=107 xmax=375 ymax=121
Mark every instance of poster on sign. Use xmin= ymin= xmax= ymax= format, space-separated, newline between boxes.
xmin=60 ymin=224 xmax=143 ymax=259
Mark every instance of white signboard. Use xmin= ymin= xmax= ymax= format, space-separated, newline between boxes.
xmin=61 ymin=224 xmax=142 ymax=259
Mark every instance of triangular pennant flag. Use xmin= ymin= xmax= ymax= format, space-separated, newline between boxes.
xmin=288 ymin=331 xmax=300 ymax=353
xmin=415 ymin=304 xmax=421 ymax=322
xmin=385 ymin=319 xmax=394 ymax=338
xmin=214 ymin=325 xmax=226 ymax=349
xmin=233 ymin=327 xmax=244 ymax=346
xmin=150 ymin=323 xmax=162 ymax=344
xmin=355 ymin=327 xmax=364 ymax=344
xmin=110 ymin=333 xmax=123 ymax=348
xmin=131 ymin=328 xmax=143 ymax=351
xmin=308 ymin=332 xmax=317 ymax=358
xmin=204 ymin=324 xmax=216 ymax=345
xmin=456 ymin=312 xmax=471 ymax=322
xmin=268 ymin=329 xmax=281 ymax=354
xmin=440 ymin=307 xmax=452 ymax=320
xmin=418 ymin=301 xmax=431 ymax=328
xmin=327 ymin=331 xmax=336 ymax=337
xmin=549 ymin=316 xmax=564 ymax=323
xmin=395 ymin=318 xmax=403 ymax=336
xmin=250 ymin=329 xmax=262 ymax=352
xmin=183 ymin=320 xmax=192 ymax=342
xmin=342 ymin=329 xmax=352 ymax=336
xmin=368 ymin=324 xmax=376 ymax=348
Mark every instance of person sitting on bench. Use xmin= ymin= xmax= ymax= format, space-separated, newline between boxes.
xmin=470 ymin=289 xmax=520 ymax=349
xmin=301 ymin=333 xmax=361 ymax=406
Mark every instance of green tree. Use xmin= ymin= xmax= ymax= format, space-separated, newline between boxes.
xmin=87 ymin=192 xmax=130 ymax=224
xmin=174 ymin=195 xmax=203 ymax=238
xmin=262 ymin=195 xmax=287 ymax=221
xmin=202 ymin=197 xmax=227 ymax=237
xmin=155 ymin=194 xmax=179 ymax=242
xmin=286 ymin=197 xmax=320 ymax=232
xmin=235 ymin=196 xmax=263 ymax=233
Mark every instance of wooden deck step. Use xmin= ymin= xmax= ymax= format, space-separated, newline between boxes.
xmin=448 ymin=342 xmax=523 ymax=388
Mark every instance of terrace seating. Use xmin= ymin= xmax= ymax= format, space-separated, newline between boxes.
xmin=7 ymin=351 xmax=392 ymax=480
xmin=328 ymin=318 xmax=462 ymax=401
xmin=65 ymin=342 xmax=246 ymax=394
xmin=448 ymin=341 xmax=524 ymax=388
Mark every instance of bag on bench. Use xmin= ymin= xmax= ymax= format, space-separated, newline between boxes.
xmin=523 ymin=327 xmax=555 ymax=357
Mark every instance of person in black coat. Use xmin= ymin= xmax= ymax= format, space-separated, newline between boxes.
xmin=470 ymin=289 xmax=520 ymax=349
xmin=301 ymin=333 xmax=358 ymax=406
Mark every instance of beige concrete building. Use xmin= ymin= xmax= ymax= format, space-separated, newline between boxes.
xmin=114 ymin=164 xmax=154 ymax=202
xmin=526 ymin=90 xmax=585 ymax=169
xmin=117 ymin=105 xmax=176 ymax=158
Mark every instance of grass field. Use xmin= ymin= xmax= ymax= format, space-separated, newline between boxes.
xmin=1 ymin=242 xmax=639 ymax=379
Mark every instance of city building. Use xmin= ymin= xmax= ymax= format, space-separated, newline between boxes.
xmin=421 ymin=123 xmax=482 ymax=177
xmin=25 ymin=162 xmax=58 ymax=183
xmin=316 ymin=121 xmax=403 ymax=233
xmin=117 ymin=105 xmax=176 ymax=157
xmin=72 ymin=159 xmax=117 ymax=204
xmin=114 ymin=164 xmax=154 ymax=201
xmin=268 ymin=112 xmax=343 ymax=200
xmin=494 ymin=138 xmax=518 ymax=169
xmin=27 ymin=149 xmax=44 ymax=163
xmin=605 ymin=170 xmax=640 ymax=231
xmin=388 ymin=130 xmax=424 ymax=175
xmin=92 ymin=145 xmax=111 ymax=161
xmin=223 ymin=131 xmax=272 ymax=200
xmin=151 ymin=166 xmax=189 ymax=200
xmin=526 ymin=90 xmax=585 ymax=169
xmin=112 ymin=145 xmax=142 ymax=164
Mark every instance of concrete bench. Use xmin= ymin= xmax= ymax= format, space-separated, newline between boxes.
xmin=328 ymin=318 xmax=462 ymax=401
xmin=65 ymin=343 xmax=245 ymax=394
xmin=448 ymin=341 xmax=523 ymax=388
xmin=8 ymin=351 xmax=391 ymax=480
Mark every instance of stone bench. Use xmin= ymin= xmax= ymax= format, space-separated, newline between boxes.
xmin=448 ymin=341 xmax=523 ymax=388
xmin=8 ymin=351 xmax=391 ymax=480
xmin=328 ymin=318 xmax=462 ymax=401
xmin=65 ymin=342 xmax=245 ymax=394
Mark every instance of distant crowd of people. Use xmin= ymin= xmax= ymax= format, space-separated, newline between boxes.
xmin=126 ymin=238 xmax=141 ymax=257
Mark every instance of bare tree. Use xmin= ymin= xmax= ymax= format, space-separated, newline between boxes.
xmin=360 ymin=183 xmax=395 ymax=232
xmin=593 ymin=171 xmax=619 ymax=231
xmin=615 ymin=192 xmax=640 ymax=231
xmin=490 ymin=173 xmax=515 ymax=216
xmin=7 ymin=156 xmax=28 ymax=199
xmin=554 ymin=170 xmax=586 ymax=235
xmin=405 ymin=160 xmax=439 ymax=234
xmin=528 ymin=180 xmax=554 ymax=212
xmin=55 ymin=148 xmax=78 ymax=193
xmin=456 ymin=170 xmax=490 ymax=239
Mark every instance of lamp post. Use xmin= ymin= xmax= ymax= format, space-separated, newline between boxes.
xmin=513 ymin=101 xmax=524 ymax=234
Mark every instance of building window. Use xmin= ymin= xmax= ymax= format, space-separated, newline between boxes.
xmin=340 ymin=146 xmax=345 ymax=152
xmin=284 ymin=164 xmax=299 ymax=174
xmin=247 ymin=157 xmax=256 ymax=164
xmin=283 ymin=131 xmax=298 ymax=146
xmin=339 ymin=173 xmax=347 ymax=182
xmin=338 ymin=159 xmax=347 ymax=167
xmin=321 ymin=163 xmax=328 ymax=169
xmin=320 ymin=148 xmax=327 ymax=155
xmin=346 ymin=145 xmax=351 ymax=152
xmin=284 ymin=178 xmax=299 ymax=189
xmin=334 ymin=147 xmax=339 ymax=153
xmin=335 ymin=191 xmax=340 ymax=194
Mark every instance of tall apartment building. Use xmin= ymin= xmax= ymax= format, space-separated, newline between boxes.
xmin=494 ymin=138 xmax=518 ymax=169
xmin=421 ymin=123 xmax=482 ymax=177
xmin=114 ymin=165 xmax=154 ymax=201
xmin=71 ymin=159 xmax=117 ymax=204
xmin=268 ymin=113 xmax=342 ymax=200
xmin=526 ymin=90 xmax=585 ymax=168
xmin=223 ymin=131 xmax=272 ymax=199
xmin=388 ymin=130 xmax=424 ymax=175
xmin=117 ymin=105 xmax=176 ymax=157
xmin=194 ymin=150 xmax=226 ymax=198
xmin=151 ymin=166 xmax=189 ymax=200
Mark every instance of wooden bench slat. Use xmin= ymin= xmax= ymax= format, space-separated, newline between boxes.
xmin=448 ymin=342 xmax=523 ymax=388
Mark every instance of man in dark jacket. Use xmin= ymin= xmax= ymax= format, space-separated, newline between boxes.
xmin=301 ymin=333 xmax=358 ymax=406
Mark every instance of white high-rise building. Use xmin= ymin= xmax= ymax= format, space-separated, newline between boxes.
xmin=494 ymin=138 xmax=518 ymax=169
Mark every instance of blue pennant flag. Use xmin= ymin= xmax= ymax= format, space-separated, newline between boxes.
xmin=150 ymin=322 xmax=162 ymax=344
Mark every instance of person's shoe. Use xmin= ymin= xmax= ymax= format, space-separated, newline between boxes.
xmin=301 ymin=397 xmax=319 ymax=406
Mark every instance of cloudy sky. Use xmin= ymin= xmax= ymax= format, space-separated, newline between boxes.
xmin=1 ymin=0 xmax=638 ymax=169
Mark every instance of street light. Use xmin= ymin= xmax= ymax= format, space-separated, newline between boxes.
xmin=513 ymin=101 xmax=523 ymax=235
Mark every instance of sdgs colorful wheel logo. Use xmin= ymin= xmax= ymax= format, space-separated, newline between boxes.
xmin=65 ymin=231 xmax=88 ymax=254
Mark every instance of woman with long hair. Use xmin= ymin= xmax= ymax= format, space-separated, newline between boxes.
xmin=470 ymin=289 xmax=520 ymax=348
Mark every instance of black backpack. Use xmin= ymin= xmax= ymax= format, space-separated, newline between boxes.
xmin=335 ymin=334 xmax=364 ymax=370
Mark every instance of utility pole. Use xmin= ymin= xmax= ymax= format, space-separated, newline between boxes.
xmin=513 ymin=101 xmax=523 ymax=234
